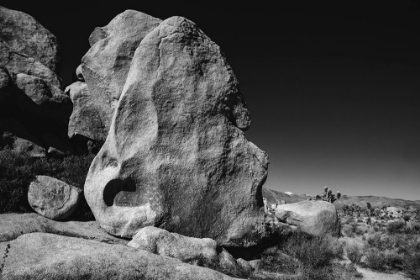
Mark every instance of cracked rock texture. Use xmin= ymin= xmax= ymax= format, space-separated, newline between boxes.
xmin=85 ymin=16 xmax=269 ymax=247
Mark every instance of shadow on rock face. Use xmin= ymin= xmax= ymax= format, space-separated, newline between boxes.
xmin=103 ymin=178 xmax=136 ymax=206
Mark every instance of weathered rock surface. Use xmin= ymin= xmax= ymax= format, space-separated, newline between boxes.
xmin=0 ymin=41 xmax=62 ymax=88
xmin=0 ymin=213 xmax=127 ymax=244
xmin=85 ymin=16 xmax=268 ymax=247
xmin=28 ymin=176 xmax=82 ymax=220
xmin=66 ymin=81 xmax=107 ymax=142
xmin=0 ymin=233 xmax=240 ymax=280
xmin=0 ymin=6 xmax=62 ymax=74
xmin=128 ymin=226 xmax=218 ymax=265
xmin=0 ymin=6 xmax=72 ymax=157
xmin=275 ymin=200 xmax=340 ymax=236
xmin=74 ymin=10 xmax=161 ymax=142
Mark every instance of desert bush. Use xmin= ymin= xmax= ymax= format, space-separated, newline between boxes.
xmin=0 ymin=150 xmax=95 ymax=220
xmin=403 ymin=252 xmax=420 ymax=280
xmin=363 ymin=248 xmax=387 ymax=271
xmin=346 ymin=243 xmax=363 ymax=264
xmin=387 ymin=220 xmax=406 ymax=234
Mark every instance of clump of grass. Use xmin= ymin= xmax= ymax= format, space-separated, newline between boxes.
xmin=0 ymin=150 xmax=95 ymax=220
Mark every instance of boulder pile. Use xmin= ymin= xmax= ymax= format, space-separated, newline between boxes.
xmin=0 ymin=6 xmax=73 ymax=157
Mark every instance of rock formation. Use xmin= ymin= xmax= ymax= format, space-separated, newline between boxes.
xmin=85 ymin=15 xmax=269 ymax=247
xmin=0 ymin=6 xmax=73 ymax=157
xmin=66 ymin=10 xmax=162 ymax=146
xmin=275 ymin=200 xmax=340 ymax=236
xmin=28 ymin=176 xmax=82 ymax=220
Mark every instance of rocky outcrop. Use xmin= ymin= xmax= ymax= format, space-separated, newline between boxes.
xmin=66 ymin=10 xmax=161 ymax=144
xmin=275 ymin=200 xmax=340 ymax=236
xmin=128 ymin=226 xmax=218 ymax=265
xmin=85 ymin=16 xmax=268 ymax=247
xmin=0 ymin=213 xmax=128 ymax=244
xmin=0 ymin=6 xmax=73 ymax=157
xmin=28 ymin=176 xmax=82 ymax=220
xmin=0 ymin=232 xmax=240 ymax=280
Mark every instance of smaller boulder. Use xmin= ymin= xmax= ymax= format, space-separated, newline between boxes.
xmin=275 ymin=200 xmax=340 ymax=236
xmin=28 ymin=176 xmax=82 ymax=220
xmin=128 ymin=226 xmax=218 ymax=265
xmin=218 ymin=248 xmax=243 ymax=277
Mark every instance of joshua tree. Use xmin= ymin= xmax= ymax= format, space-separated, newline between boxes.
xmin=311 ymin=186 xmax=341 ymax=203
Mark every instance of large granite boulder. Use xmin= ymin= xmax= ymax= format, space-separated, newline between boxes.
xmin=128 ymin=226 xmax=218 ymax=265
xmin=0 ymin=5 xmax=62 ymax=74
xmin=28 ymin=176 xmax=82 ymax=220
xmin=275 ymin=200 xmax=340 ymax=236
xmin=0 ymin=6 xmax=72 ymax=157
xmin=0 ymin=233 xmax=240 ymax=280
xmin=70 ymin=10 xmax=161 ymax=143
xmin=85 ymin=16 xmax=268 ymax=247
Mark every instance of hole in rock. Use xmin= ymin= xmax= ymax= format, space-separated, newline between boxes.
xmin=103 ymin=178 xmax=137 ymax=206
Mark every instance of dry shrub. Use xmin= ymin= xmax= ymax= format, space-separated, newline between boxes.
xmin=346 ymin=243 xmax=363 ymax=264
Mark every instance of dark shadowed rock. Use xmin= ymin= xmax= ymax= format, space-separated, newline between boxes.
xmin=28 ymin=176 xmax=81 ymax=220
xmin=128 ymin=226 xmax=218 ymax=265
xmin=275 ymin=200 xmax=340 ymax=236
xmin=14 ymin=73 xmax=71 ymax=125
xmin=85 ymin=16 xmax=268 ymax=247
xmin=0 ymin=7 xmax=71 ymax=157
xmin=0 ymin=233 xmax=240 ymax=280
xmin=0 ymin=67 xmax=12 ymax=102
xmin=0 ymin=213 xmax=127 ymax=244
xmin=0 ymin=5 xmax=62 ymax=74
xmin=76 ymin=10 xmax=161 ymax=142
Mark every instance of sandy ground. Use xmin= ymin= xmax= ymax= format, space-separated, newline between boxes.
xmin=355 ymin=266 xmax=410 ymax=280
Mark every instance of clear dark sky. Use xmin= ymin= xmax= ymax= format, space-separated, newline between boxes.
xmin=5 ymin=0 xmax=420 ymax=200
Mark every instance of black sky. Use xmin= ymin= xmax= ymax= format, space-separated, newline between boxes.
xmin=4 ymin=0 xmax=420 ymax=199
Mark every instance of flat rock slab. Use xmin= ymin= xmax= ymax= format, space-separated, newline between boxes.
xmin=28 ymin=176 xmax=81 ymax=220
xmin=0 ymin=232 xmax=241 ymax=280
xmin=0 ymin=213 xmax=127 ymax=245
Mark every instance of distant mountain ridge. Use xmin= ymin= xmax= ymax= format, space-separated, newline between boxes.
xmin=262 ymin=188 xmax=420 ymax=210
